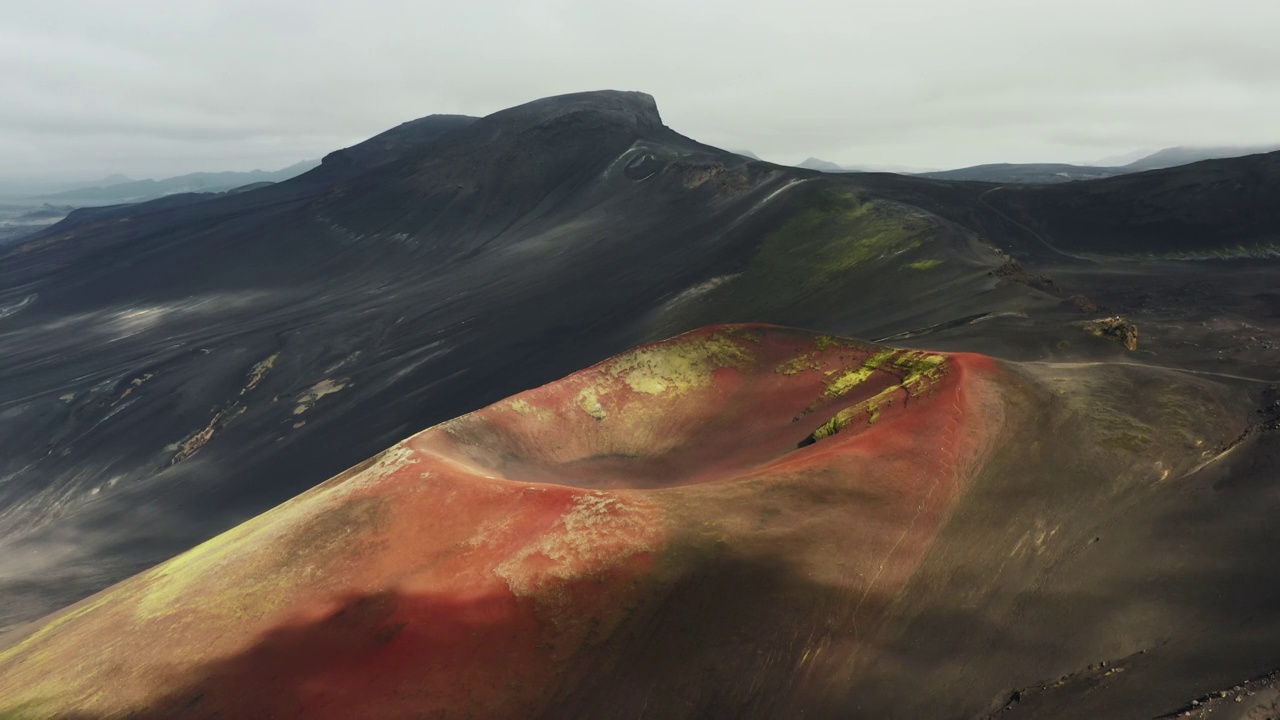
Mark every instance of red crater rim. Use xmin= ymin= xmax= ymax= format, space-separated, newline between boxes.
xmin=433 ymin=324 xmax=977 ymax=489
xmin=0 ymin=324 xmax=1010 ymax=719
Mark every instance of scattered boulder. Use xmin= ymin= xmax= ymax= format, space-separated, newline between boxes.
xmin=1085 ymin=316 xmax=1140 ymax=351
xmin=993 ymin=259 xmax=1030 ymax=282
xmin=1070 ymin=294 xmax=1099 ymax=313
xmin=991 ymin=259 xmax=1068 ymax=296
xmin=1259 ymin=388 xmax=1280 ymax=431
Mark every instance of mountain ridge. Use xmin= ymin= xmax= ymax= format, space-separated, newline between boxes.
xmin=919 ymin=144 xmax=1280 ymax=184
xmin=1124 ymin=143 xmax=1280 ymax=171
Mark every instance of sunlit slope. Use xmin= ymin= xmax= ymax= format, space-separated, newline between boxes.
xmin=0 ymin=325 xmax=1008 ymax=718
xmin=0 ymin=322 xmax=1256 ymax=718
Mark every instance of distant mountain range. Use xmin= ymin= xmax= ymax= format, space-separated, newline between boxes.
xmin=918 ymin=163 xmax=1129 ymax=183
xmin=798 ymin=144 xmax=1280 ymax=184
xmin=797 ymin=156 xmax=847 ymax=172
xmin=3 ymin=160 xmax=320 ymax=206
xmin=921 ymin=144 xmax=1280 ymax=183
xmin=1122 ymin=143 xmax=1280 ymax=171
xmin=0 ymin=204 xmax=79 ymax=247
xmin=0 ymin=174 xmax=134 ymax=198
xmin=13 ymin=140 xmax=1275 ymax=215
xmin=1086 ymin=148 xmax=1153 ymax=166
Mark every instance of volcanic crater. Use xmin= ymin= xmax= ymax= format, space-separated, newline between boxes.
xmin=0 ymin=324 xmax=1010 ymax=719
xmin=433 ymin=324 xmax=974 ymax=490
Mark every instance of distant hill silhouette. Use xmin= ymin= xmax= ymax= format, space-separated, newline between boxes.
xmin=921 ymin=144 xmax=1280 ymax=184
xmin=796 ymin=156 xmax=849 ymax=172
xmin=26 ymin=160 xmax=320 ymax=205
xmin=920 ymin=162 xmax=1128 ymax=183
xmin=1122 ymin=143 xmax=1280 ymax=171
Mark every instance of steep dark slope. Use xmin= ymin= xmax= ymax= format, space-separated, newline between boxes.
xmin=978 ymin=151 xmax=1280 ymax=257
xmin=314 ymin=114 xmax=478 ymax=176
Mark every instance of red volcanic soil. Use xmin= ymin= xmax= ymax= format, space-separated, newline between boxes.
xmin=0 ymin=325 xmax=1010 ymax=719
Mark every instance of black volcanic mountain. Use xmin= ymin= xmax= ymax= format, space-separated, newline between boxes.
xmin=1 ymin=90 xmax=1279 ymax=718
xmin=0 ymin=90 xmax=890 ymax=627
xmin=974 ymin=151 xmax=1280 ymax=257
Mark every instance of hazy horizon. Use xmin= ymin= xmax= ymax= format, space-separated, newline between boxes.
xmin=4 ymin=0 xmax=1279 ymax=183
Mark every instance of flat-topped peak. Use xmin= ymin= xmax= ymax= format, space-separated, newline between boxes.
xmin=477 ymin=89 xmax=664 ymax=135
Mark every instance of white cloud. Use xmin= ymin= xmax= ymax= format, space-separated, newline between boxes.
xmin=2 ymin=0 xmax=1278 ymax=181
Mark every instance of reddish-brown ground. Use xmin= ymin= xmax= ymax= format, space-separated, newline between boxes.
xmin=0 ymin=324 xmax=1011 ymax=719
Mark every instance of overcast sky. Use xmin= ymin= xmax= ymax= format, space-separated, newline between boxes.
xmin=3 ymin=0 xmax=1279 ymax=181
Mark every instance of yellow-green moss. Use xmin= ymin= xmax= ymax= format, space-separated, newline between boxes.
xmin=805 ymin=350 xmax=949 ymax=444
xmin=895 ymin=351 xmax=948 ymax=394
xmin=733 ymin=189 xmax=936 ymax=310
xmin=0 ymin=699 xmax=62 ymax=719
xmin=814 ymin=335 xmax=840 ymax=352
xmin=808 ymin=386 xmax=901 ymax=442
xmin=824 ymin=349 xmax=899 ymax=398
xmin=585 ymin=332 xmax=753 ymax=407
xmin=904 ymin=258 xmax=942 ymax=271
xmin=133 ymin=519 xmax=264 ymax=621
xmin=577 ymin=389 xmax=607 ymax=420
xmin=508 ymin=398 xmax=553 ymax=420
xmin=1102 ymin=432 xmax=1153 ymax=452
xmin=775 ymin=353 xmax=822 ymax=376
xmin=0 ymin=589 xmax=120 ymax=668
xmin=722 ymin=326 xmax=762 ymax=344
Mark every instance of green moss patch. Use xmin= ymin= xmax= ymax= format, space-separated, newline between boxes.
xmin=904 ymin=258 xmax=942 ymax=271
xmin=735 ymin=188 xmax=936 ymax=310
